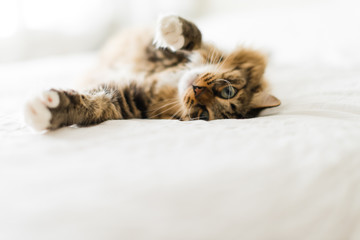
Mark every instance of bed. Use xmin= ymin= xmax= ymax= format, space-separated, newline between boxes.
xmin=1 ymin=4 xmax=360 ymax=240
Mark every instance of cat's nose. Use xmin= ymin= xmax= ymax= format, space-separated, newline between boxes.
xmin=192 ymin=85 xmax=204 ymax=98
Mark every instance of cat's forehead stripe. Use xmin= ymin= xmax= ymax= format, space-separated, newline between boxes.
xmin=203 ymin=75 xmax=215 ymax=83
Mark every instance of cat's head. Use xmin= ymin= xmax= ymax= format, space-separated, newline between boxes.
xmin=178 ymin=48 xmax=280 ymax=120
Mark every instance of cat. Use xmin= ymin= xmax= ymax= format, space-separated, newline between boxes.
xmin=24 ymin=15 xmax=280 ymax=131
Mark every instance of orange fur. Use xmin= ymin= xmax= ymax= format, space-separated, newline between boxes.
xmin=26 ymin=15 xmax=280 ymax=131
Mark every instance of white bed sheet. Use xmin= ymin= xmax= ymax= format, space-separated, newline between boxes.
xmin=1 ymin=3 xmax=360 ymax=240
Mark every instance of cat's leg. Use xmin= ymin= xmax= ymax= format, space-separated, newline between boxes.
xmin=24 ymin=84 xmax=151 ymax=131
xmin=25 ymin=89 xmax=120 ymax=131
xmin=154 ymin=15 xmax=202 ymax=52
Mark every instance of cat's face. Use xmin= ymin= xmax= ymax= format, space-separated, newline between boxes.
xmin=178 ymin=48 xmax=280 ymax=120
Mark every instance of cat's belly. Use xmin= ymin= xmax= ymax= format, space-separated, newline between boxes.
xmin=154 ymin=69 xmax=184 ymax=88
xmin=78 ymin=63 xmax=147 ymax=89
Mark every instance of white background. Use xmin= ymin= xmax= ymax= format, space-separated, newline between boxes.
xmin=1 ymin=1 xmax=360 ymax=239
xmin=1 ymin=0 xmax=358 ymax=62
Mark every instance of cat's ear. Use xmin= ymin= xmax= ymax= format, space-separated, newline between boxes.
xmin=250 ymin=91 xmax=281 ymax=109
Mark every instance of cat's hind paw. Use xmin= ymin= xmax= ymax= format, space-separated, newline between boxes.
xmin=154 ymin=15 xmax=185 ymax=51
xmin=24 ymin=90 xmax=60 ymax=131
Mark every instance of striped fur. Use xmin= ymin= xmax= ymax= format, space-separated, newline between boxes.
xmin=25 ymin=15 xmax=280 ymax=131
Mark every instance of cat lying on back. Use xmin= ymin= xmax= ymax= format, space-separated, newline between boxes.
xmin=25 ymin=15 xmax=280 ymax=131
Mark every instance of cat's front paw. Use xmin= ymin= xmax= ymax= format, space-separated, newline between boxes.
xmin=154 ymin=15 xmax=185 ymax=51
xmin=24 ymin=90 xmax=60 ymax=131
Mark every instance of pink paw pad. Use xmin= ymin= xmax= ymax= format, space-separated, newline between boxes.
xmin=42 ymin=90 xmax=60 ymax=108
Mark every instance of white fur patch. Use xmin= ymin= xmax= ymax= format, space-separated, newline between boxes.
xmin=178 ymin=65 xmax=217 ymax=97
xmin=153 ymin=15 xmax=185 ymax=51
xmin=156 ymin=70 xmax=184 ymax=89
xmin=24 ymin=90 xmax=60 ymax=131
xmin=42 ymin=90 xmax=60 ymax=108
xmin=189 ymin=52 xmax=206 ymax=66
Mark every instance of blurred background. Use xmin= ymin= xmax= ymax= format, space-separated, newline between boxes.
xmin=0 ymin=0 xmax=359 ymax=65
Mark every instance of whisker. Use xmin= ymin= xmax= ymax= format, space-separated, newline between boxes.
xmin=187 ymin=105 xmax=193 ymax=120
xmin=149 ymin=102 xmax=180 ymax=119
xmin=169 ymin=108 xmax=183 ymax=120
xmin=147 ymin=99 xmax=178 ymax=113
xmin=207 ymin=47 xmax=212 ymax=63
xmin=215 ymin=54 xmax=227 ymax=72
xmin=215 ymin=53 xmax=225 ymax=71
xmin=209 ymin=47 xmax=216 ymax=65
xmin=206 ymin=48 xmax=210 ymax=63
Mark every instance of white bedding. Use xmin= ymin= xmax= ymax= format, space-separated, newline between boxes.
xmin=1 ymin=3 xmax=360 ymax=240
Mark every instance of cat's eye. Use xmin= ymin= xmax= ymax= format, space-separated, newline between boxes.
xmin=199 ymin=110 xmax=209 ymax=120
xmin=220 ymin=86 xmax=237 ymax=99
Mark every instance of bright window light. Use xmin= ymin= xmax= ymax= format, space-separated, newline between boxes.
xmin=0 ymin=1 xmax=19 ymax=38
xmin=21 ymin=0 xmax=105 ymax=34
